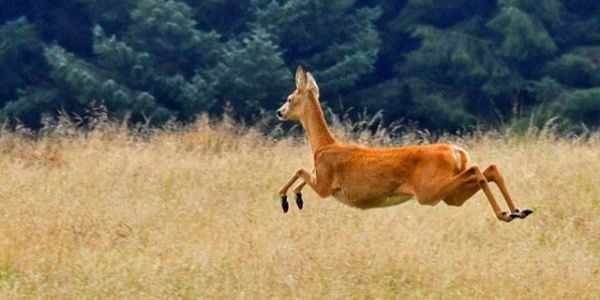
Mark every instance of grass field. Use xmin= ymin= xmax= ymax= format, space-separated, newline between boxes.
xmin=0 ymin=119 xmax=598 ymax=299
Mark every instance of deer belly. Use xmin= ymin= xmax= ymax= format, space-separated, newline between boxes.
xmin=374 ymin=194 xmax=413 ymax=207
xmin=332 ymin=191 xmax=413 ymax=209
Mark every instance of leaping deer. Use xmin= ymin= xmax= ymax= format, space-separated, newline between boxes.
xmin=276 ymin=66 xmax=532 ymax=222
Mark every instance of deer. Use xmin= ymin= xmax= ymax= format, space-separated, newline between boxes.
xmin=276 ymin=66 xmax=533 ymax=222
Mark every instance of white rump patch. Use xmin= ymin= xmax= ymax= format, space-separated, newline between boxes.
xmin=452 ymin=146 xmax=469 ymax=172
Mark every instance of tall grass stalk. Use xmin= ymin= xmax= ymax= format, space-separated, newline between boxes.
xmin=0 ymin=117 xmax=598 ymax=298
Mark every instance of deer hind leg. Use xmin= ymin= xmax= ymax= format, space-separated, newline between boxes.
xmin=482 ymin=164 xmax=533 ymax=219
xmin=437 ymin=165 xmax=515 ymax=222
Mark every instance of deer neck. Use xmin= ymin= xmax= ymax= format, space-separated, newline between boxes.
xmin=299 ymin=96 xmax=336 ymax=154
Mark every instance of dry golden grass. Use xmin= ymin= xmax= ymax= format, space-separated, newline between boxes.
xmin=0 ymin=119 xmax=598 ymax=299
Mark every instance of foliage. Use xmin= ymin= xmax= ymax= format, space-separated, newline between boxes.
xmin=545 ymin=47 xmax=600 ymax=87
xmin=0 ymin=18 xmax=48 ymax=108
xmin=253 ymin=0 xmax=381 ymax=96
xmin=0 ymin=0 xmax=598 ymax=131
xmin=209 ymin=29 xmax=291 ymax=118
xmin=487 ymin=6 xmax=557 ymax=62
xmin=549 ymin=88 xmax=600 ymax=127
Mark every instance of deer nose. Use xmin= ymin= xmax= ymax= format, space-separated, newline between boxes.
xmin=276 ymin=110 xmax=284 ymax=118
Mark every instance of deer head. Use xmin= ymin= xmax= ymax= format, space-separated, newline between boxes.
xmin=276 ymin=66 xmax=320 ymax=121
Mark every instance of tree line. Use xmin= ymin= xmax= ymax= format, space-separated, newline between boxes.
xmin=0 ymin=0 xmax=598 ymax=132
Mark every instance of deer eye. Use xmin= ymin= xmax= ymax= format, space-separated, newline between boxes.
xmin=288 ymin=97 xmax=293 ymax=103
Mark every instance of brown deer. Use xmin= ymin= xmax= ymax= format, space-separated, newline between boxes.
xmin=276 ymin=66 xmax=532 ymax=222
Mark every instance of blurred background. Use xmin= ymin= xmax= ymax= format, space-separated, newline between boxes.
xmin=0 ymin=0 xmax=598 ymax=132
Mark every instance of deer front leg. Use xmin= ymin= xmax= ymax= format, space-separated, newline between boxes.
xmin=279 ymin=167 xmax=333 ymax=213
xmin=293 ymin=180 xmax=307 ymax=210
xmin=279 ymin=173 xmax=301 ymax=213
xmin=292 ymin=169 xmax=316 ymax=210
xmin=294 ymin=167 xmax=335 ymax=199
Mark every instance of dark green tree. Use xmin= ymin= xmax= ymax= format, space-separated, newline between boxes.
xmin=547 ymin=88 xmax=600 ymax=128
xmin=189 ymin=0 xmax=255 ymax=38
xmin=545 ymin=47 xmax=600 ymax=87
xmin=209 ymin=28 xmax=291 ymax=118
xmin=127 ymin=0 xmax=223 ymax=76
xmin=253 ymin=0 xmax=381 ymax=98
xmin=0 ymin=0 xmax=598 ymax=131
xmin=45 ymin=44 xmax=169 ymax=122
xmin=487 ymin=6 xmax=557 ymax=63
xmin=75 ymin=0 xmax=135 ymax=35
xmin=0 ymin=18 xmax=45 ymax=103
xmin=0 ymin=17 xmax=56 ymax=125
xmin=92 ymin=24 xmax=218 ymax=121
xmin=393 ymin=26 xmax=514 ymax=130
xmin=391 ymin=0 xmax=496 ymax=29
xmin=499 ymin=0 xmax=563 ymax=29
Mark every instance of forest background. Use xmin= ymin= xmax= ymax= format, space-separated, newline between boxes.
xmin=1 ymin=0 xmax=598 ymax=132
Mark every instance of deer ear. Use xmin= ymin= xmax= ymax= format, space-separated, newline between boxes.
xmin=295 ymin=65 xmax=307 ymax=89
xmin=306 ymin=72 xmax=319 ymax=97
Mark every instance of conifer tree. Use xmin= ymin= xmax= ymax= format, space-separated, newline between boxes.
xmin=209 ymin=28 xmax=290 ymax=118
xmin=92 ymin=25 xmax=217 ymax=121
xmin=551 ymin=88 xmax=600 ymax=127
xmin=127 ymin=0 xmax=222 ymax=76
xmin=189 ymin=0 xmax=255 ymax=38
xmin=75 ymin=0 xmax=135 ymax=34
xmin=253 ymin=0 xmax=381 ymax=98
xmin=44 ymin=44 xmax=170 ymax=123
xmin=0 ymin=18 xmax=45 ymax=104
xmin=487 ymin=6 xmax=557 ymax=63
xmin=0 ymin=0 xmax=598 ymax=130
xmin=0 ymin=17 xmax=57 ymax=125
xmin=394 ymin=25 xmax=515 ymax=129
xmin=545 ymin=47 xmax=600 ymax=87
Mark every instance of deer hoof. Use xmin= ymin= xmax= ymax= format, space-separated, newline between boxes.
xmin=296 ymin=193 xmax=303 ymax=210
xmin=281 ymin=196 xmax=289 ymax=213
xmin=518 ymin=209 xmax=533 ymax=219
xmin=509 ymin=212 xmax=522 ymax=219
xmin=499 ymin=211 xmax=514 ymax=222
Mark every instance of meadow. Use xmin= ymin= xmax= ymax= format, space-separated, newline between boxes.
xmin=0 ymin=117 xmax=598 ymax=299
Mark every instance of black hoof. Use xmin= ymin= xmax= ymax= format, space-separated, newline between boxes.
xmin=296 ymin=192 xmax=303 ymax=210
xmin=281 ymin=196 xmax=289 ymax=213
xmin=511 ymin=208 xmax=533 ymax=219
xmin=519 ymin=209 xmax=533 ymax=218
xmin=509 ymin=212 xmax=521 ymax=219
